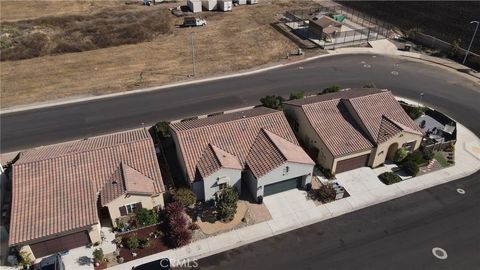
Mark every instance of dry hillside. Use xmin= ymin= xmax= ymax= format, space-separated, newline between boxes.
xmin=0 ymin=1 xmax=321 ymax=108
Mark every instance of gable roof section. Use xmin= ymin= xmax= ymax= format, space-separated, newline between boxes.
xmin=196 ymin=144 xmax=242 ymax=178
xmin=10 ymin=129 xmax=164 ymax=246
xmin=346 ymin=91 xmax=423 ymax=141
xmin=246 ymin=129 xmax=315 ymax=178
xmin=101 ymin=163 xmax=156 ymax=206
xmin=284 ymin=89 xmax=423 ymax=157
xmin=170 ymin=107 xmax=300 ymax=182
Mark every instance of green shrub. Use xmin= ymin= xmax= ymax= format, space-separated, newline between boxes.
xmin=289 ymin=91 xmax=305 ymax=100
xmin=363 ymin=82 xmax=376 ymax=88
xmin=401 ymin=160 xmax=419 ymax=176
xmin=260 ymin=95 xmax=284 ymax=110
xmin=420 ymin=146 xmax=434 ymax=161
xmin=393 ymin=148 xmax=408 ymax=163
xmin=19 ymin=251 xmax=33 ymax=268
xmin=92 ymin=248 xmax=104 ymax=262
xmin=405 ymin=150 xmax=427 ymax=165
xmin=400 ymin=104 xmax=427 ymax=120
xmin=173 ymin=188 xmax=197 ymax=207
xmin=378 ymin=172 xmax=402 ymax=185
xmin=155 ymin=121 xmax=171 ymax=138
xmin=320 ymin=167 xmax=335 ymax=179
xmin=216 ymin=187 xmax=239 ymax=221
xmin=135 ymin=208 xmax=158 ymax=227
xmin=126 ymin=234 xmax=139 ymax=250
xmin=322 ymin=85 xmax=341 ymax=94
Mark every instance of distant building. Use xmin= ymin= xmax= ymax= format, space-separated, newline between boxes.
xmin=308 ymin=15 xmax=342 ymax=41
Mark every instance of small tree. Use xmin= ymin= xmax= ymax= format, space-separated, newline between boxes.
xmin=19 ymin=251 xmax=33 ymax=269
xmin=363 ymin=82 xmax=376 ymax=88
xmin=135 ymin=208 xmax=158 ymax=227
xmin=216 ymin=187 xmax=239 ymax=221
xmin=173 ymin=188 xmax=197 ymax=207
xmin=260 ymin=95 xmax=283 ymax=110
xmin=126 ymin=234 xmax=139 ymax=250
xmin=322 ymin=85 xmax=341 ymax=94
xmin=164 ymin=202 xmax=192 ymax=248
xmin=316 ymin=183 xmax=336 ymax=203
xmin=420 ymin=146 xmax=434 ymax=161
xmin=446 ymin=39 xmax=461 ymax=58
xmin=393 ymin=148 xmax=408 ymax=163
xmin=92 ymin=248 xmax=104 ymax=263
xmin=155 ymin=121 xmax=171 ymax=138
xmin=401 ymin=160 xmax=419 ymax=176
xmin=289 ymin=91 xmax=305 ymax=100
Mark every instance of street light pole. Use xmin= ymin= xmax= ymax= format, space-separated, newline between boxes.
xmin=191 ymin=32 xmax=196 ymax=77
xmin=462 ymin=20 xmax=479 ymax=64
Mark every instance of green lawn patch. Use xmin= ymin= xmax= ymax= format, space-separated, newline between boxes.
xmin=434 ymin=152 xmax=449 ymax=167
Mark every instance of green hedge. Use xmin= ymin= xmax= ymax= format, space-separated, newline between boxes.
xmin=378 ymin=172 xmax=402 ymax=185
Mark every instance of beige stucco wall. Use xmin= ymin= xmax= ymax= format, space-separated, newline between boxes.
xmin=201 ymin=168 xmax=242 ymax=201
xmin=284 ymin=105 xmax=335 ymax=169
xmin=106 ymin=193 xmax=164 ymax=226
xmin=19 ymin=244 xmax=35 ymax=262
xmin=170 ymin=128 xmax=190 ymax=183
xmin=88 ymin=223 xmax=102 ymax=244
xmin=371 ymin=131 xmax=422 ymax=168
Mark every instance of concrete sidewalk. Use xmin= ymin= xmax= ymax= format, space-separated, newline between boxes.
xmin=109 ymin=124 xmax=480 ymax=270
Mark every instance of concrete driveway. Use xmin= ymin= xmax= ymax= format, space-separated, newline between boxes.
xmin=263 ymin=189 xmax=316 ymax=220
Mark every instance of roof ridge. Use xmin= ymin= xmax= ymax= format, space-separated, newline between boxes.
xmin=261 ymin=129 xmax=289 ymax=161
xmin=172 ymin=109 xmax=282 ymax=132
xmin=16 ymin=136 xmax=151 ymax=166
xmin=121 ymin=162 xmax=156 ymax=184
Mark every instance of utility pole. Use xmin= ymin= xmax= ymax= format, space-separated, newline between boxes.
xmin=463 ymin=20 xmax=479 ymax=64
xmin=191 ymin=32 xmax=196 ymax=77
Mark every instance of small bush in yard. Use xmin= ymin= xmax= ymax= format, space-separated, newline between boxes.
xmin=316 ymin=183 xmax=336 ymax=203
xmin=135 ymin=208 xmax=158 ymax=227
xmin=216 ymin=187 xmax=239 ymax=222
xmin=126 ymin=234 xmax=139 ymax=250
xmin=173 ymin=188 xmax=197 ymax=207
xmin=164 ymin=202 xmax=192 ymax=248
xmin=378 ymin=172 xmax=402 ymax=185
xmin=92 ymin=248 xmax=104 ymax=262
xmin=260 ymin=95 xmax=284 ymax=110
xmin=393 ymin=148 xmax=408 ymax=163
xmin=322 ymin=85 xmax=341 ymax=94
xmin=155 ymin=121 xmax=171 ymax=138
xmin=420 ymin=146 xmax=434 ymax=161
xmin=289 ymin=91 xmax=305 ymax=100
xmin=401 ymin=160 xmax=419 ymax=176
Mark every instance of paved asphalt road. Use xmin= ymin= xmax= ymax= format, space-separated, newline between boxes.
xmin=1 ymin=54 xmax=479 ymax=153
xmin=197 ymin=175 xmax=480 ymax=270
xmin=1 ymin=54 xmax=479 ymax=268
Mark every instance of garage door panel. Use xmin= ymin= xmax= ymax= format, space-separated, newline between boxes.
xmin=30 ymin=230 xmax=90 ymax=258
xmin=264 ymin=177 xmax=301 ymax=196
xmin=336 ymin=154 xmax=370 ymax=173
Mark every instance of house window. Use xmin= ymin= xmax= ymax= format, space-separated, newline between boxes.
xmin=402 ymin=141 xmax=416 ymax=153
xmin=125 ymin=203 xmax=139 ymax=214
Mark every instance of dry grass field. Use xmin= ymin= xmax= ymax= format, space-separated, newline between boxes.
xmin=0 ymin=1 xmax=321 ymax=109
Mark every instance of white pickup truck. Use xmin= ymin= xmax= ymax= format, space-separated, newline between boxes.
xmin=183 ymin=17 xmax=207 ymax=27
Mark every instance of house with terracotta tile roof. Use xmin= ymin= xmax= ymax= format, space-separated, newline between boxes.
xmin=9 ymin=129 xmax=165 ymax=259
xmin=170 ymin=107 xmax=315 ymax=201
xmin=283 ymin=89 xmax=424 ymax=174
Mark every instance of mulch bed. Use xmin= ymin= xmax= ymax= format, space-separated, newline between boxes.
xmin=117 ymin=225 xmax=169 ymax=263
xmin=94 ymin=261 xmax=108 ymax=270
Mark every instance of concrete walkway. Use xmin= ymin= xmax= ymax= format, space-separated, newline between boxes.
xmin=108 ymin=123 xmax=480 ymax=269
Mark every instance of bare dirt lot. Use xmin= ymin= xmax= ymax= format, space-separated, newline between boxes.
xmin=338 ymin=1 xmax=480 ymax=54
xmin=0 ymin=1 xmax=322 ymax=109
